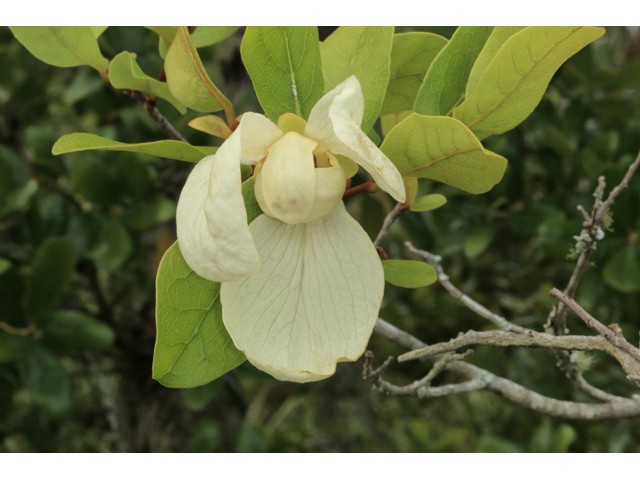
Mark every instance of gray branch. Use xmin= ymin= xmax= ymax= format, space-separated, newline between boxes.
xmin=405 ymin=242 xmax=526 ymax=333
xmin=374 ymin=318 xmax=640 ymax=420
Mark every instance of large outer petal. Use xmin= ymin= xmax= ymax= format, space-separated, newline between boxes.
xmin=259 ymin=131 xmax=319 ymax=224
xmin=220 ymin=202 xmax=384 ymax=382
xmin=176 ymin=134 xmax=260 ymax=282
xmin=305 ymin=76 xmax=406 ymax=202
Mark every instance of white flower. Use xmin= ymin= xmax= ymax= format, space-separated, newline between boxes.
xmin=176 ymin=76 xmax=405 ymax=382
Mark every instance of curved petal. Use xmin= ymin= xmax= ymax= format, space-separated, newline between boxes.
xmin=236 ymin=112 xmax=284 ymax=164
xmin=305 ymin=76 xmax=406 ymax=203
xmin=220 ymin=202 xmax=385 ymax=383
xmin=258 ymin=131 xmax=319 ymax=225
xmin=176 ymin=135 xmax=260 ymax=282
xmin=301 ymin=152 xmax=346 ymax=223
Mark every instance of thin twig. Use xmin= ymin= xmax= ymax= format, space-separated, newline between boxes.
xmin=125 ymin=90 xmax=188 ymax=143
xmin=343 ymin=179 xmax=376 ymax=200
xmin=405 ymin=242 xmax=526 ymax=333
xmin=0 ymin=320 xmax=38 ymax=338
xmin=599 ymin=149 xmax=640 ymax=217
xmin=550 ymin=288 xmax=640 ymax=363
xmin=373 ymin=202 xmax=404 ymax=247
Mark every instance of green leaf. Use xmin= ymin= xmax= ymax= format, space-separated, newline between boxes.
xmin=9 ymin=27 xmax=108 ymax=77
xmin=87 ymin=219 xmax=133 ymax=271
xmin=404 ymin=177 xmax=419 ymax=208
xmin=109 ymin=52 xmax=186 ymax=114
xmin=165 ymin=26 xmax=232 ymax=113
xmin=414 ymin=26 xmax=494 ymax=116
xmin=550 ymin=424 xmax=577 ymax=453
xmin=242 ymin=177 xmax=263 ymax=224
xmin=464 ymin=225 xmax=495 ymax=260
xmin=26 ymin=238 xmax=78 ymax=325
xmin=380 ymin=113 xmax=508 ymax=194
xmin=153 ymin=242 xmax=245 ymax=388
xmin=320 ymin=26 xmax=394 ymax=133
xmin=52 ymin=133 xmax=216 ymax=163
xmin=188 ymin=115 xmax=232 ymax=139
xmin=466 ymin=27 xmax=526 ymax=97
xmin=380 ymin=32 xmax=447 ymax=116
xmin=603 ymin=245 xmax=640 ymax=293
xmin=90 ymin=26 xmax=108 ymax=39
xmin=382 ymin=259 xmax=437 ymax=288
xmin=241 ymin=27 xmax=324 ymax=120
xmin=146 ymin=26 xmax=177 ymax=46
xmin=18 ymin=346 xmax=72 ymax=416
xmin=381 ymin=111 xmax=412 ymax=138
xmin=453 ymin=26 xmax=605 ymax=138
xmin=0 ymin=332 xmax=33 ymax=364
xmin=191 ymin=27 xmax=240 ymax=48
xmin=43 ymin=310 xmax=115 ymax=351
xmin=410 ymin=193 xmax=447 ymax=212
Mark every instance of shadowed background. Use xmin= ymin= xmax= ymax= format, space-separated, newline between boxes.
xmin=1 ymin=26 xmax=640 ymax=452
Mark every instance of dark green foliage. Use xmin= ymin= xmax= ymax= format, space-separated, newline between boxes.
xmin=1 ymin=26 xmax=639 ymax=453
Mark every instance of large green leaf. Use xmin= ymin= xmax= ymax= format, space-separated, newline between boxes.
xmin=241 ymin=27 xmax=324 ymax=120
xmin=382 ymin=260 xmax=437 ymax=288
xmin=165 ymin=26 xmax=233 ymax=113
xmin=380 ymin=113 xmax=508 ymax=194
xmin=153 ymin=241 xmax=245 ymax=388
xmin=153 ymin=180 xmax=262 ymax=388
xmin=320 ymin=26 xmax=394 ymax=133
xmin=9 ymin=27 xmax=108 ymax=78
xmin=414 ymin=26 xmax=494 ymax=116
xmin=380 ymin=32 xmax=447 ymax=116
xmin=52 ymin=133 xmax=216 ymax=163
xmin=109 ymin=52 xmax=186 ymax=114
xmin=465 ymin=26 xmax=527 ymax=97
xmin=43 ymin=310 xmax=115 ymax=351
xmin=453 ymin=26 xmax=605 ymax=138
xmin=192 ymin=27 xmax=240 ymax=48
xmin=26 ymin=238 xmax=78 ymax=325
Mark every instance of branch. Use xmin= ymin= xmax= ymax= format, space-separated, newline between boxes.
xmin=343 ymin=179 xmax=376 ymax=200
xmin=374 ymin=318 xmax=640 ymax=420
xmin=405 ymin=242 xmax=526 ymax=333
xmin=125 ymin=90 xmax=188 ymax=143
xmin=397 ymin=329 xmax=623 ymax=363
xmin=364 ymin=350 xmax=479 ymax=398
xmin=550 ymin=288 xmax=640 ymax=363
xmin=373 ymin=202 xmax=404 ymax=247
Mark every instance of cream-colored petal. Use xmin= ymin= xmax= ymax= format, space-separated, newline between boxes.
xmin=305 ymin=76 xmax=406 ymax=203
xmin=176 ymin=136 xmax=260 ymax=282
xmin=301 ymin=152 xmax=346 ymax=223
xmin=220 ymin=202 xmax=385 ymax=383
xmin=236 ymin=112 xmax=284 ymax=164
xmin=259 ymin=131 xmax=319 ymax=225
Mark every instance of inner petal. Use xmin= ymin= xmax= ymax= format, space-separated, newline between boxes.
xmin=259 ymin=131 xmax=319 ymax=225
